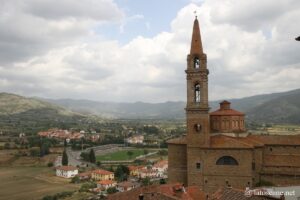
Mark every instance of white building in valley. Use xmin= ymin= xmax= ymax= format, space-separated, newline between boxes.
xmin=56 ymin=166 xmax=78 ymax=178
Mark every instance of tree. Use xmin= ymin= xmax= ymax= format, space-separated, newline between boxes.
xmin=114 ymin=165 xmax=130 ymax=182
xmin=141 ymin=177 xmax=151 ymax=186
xmin=127 ymin=150 xmax=133 ymax=159
xmin=96 ymin=161 xmax=102 ymax=167
xmin=159 ymin=178 xmax=166 ymax=185
xmin=79 ymin=182 xmax=97 ymax=192
xmin=62 ymin=149 xmax=68 ymax=166
xmin=107 ymin=187 xmax=118 ymax=194
xmin=30 ymin=147 xmax=40 ymax=157
xmin=89 ymin=149 xmax=96 ymax=163
xmin=64 ymin=139 xmax=67 ymax=148
xmin=47 ymin=162 xmax=54 ymax=167
xmin=158 ymin=149 xmax=168 ymax=156
xmin=40 ymin=143 xmax=50 ymax=157
xmin=80 ymin=152 xmax=89 ymax=161
xmin=71 ymin=176 xmax=80 ymax=184
xmin=4 ymin=143 xmax=10 ymax=149
xmin=143 ymin=149 xmax=149 ymax=155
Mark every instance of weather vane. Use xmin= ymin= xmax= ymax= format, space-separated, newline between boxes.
xmin=194 ymin=10 xmax=197 ymax=19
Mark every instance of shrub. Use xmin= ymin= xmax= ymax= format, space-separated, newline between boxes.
xmin=79 ymin=182 xmax=97 ymax=192
xmin=107 ymin=187 xmax=118 ymax=194
xmin=47 ymin=162 xmax=54 ymax=167
xmin=71 ymin=176 xmax=80 ymax=184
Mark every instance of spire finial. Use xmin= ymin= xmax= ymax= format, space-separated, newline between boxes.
xmin=190 ymin=12 xmax=203 ymax=54
xmin=194 ymin=10 xmax=197 ymax=19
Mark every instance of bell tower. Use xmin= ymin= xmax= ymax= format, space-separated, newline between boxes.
xmin=186 ymin=17 xmax=210 ymax=147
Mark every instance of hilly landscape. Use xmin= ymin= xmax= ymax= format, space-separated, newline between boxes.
xmin=0 ymin=93 xmax=101 ymax=135
xmin=43 ymin=88 xmax=300 ymax=124
xmin=0 ymin=88 xmax=300 ymax=135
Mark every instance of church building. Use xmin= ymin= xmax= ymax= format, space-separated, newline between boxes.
xmin=167 ymin=17 xmax=300 ymax=194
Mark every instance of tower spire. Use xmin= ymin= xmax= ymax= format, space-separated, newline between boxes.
xmin=190 ymin=17 xmax=203 ymax=54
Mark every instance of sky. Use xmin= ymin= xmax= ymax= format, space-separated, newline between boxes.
xmin=0 ymin=0 xmax=300 ymax=103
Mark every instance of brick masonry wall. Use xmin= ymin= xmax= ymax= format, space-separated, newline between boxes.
xmin=168 ymin=143 xmax=188 ymax=186
xmin=187 ymin=148 xmax=254 ymax=193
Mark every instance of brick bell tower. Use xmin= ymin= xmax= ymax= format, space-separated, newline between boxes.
xmin=186 ymin=17 xmax=210 ymax=147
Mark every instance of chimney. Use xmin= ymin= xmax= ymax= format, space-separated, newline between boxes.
xmin=139 ymin=194 xmax=144 ymax=200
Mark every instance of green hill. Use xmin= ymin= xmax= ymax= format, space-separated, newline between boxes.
xmin=0 ymin=93 xmax=73 ymax=115
xmin=44 ymin=89 xmax=300 ymax=124
xmin=0 ymin=93 xmax=97 ymax=135
xmin=247 ymin=92 xmax=300 ymax=124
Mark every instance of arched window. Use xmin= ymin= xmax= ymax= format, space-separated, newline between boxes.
xmin=194 ymin=124 xmax=202 ymax=132
xmin=194 ymin=57 xmax=200 ymax=69
xmin=195 ymin=84 xmax=201 ymax=103
xmin=216 ymin=156 xmax=238 ymax=165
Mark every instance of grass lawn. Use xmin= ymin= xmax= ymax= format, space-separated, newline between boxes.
xmin=96 ymin=149 xmax=154 ymax=161
xmin=0 ymin=166 xmax=79 ymax=200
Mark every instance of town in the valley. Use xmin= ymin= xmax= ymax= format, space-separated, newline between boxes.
xmin=1 ymin=1 xmax=300 ymax=200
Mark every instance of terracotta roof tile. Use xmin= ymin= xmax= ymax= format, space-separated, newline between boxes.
xmin=210 ymin=108 xmax=244 ymax=116
xmin=210 ymin=134 xmax=300 ymax=149
xmin=247 ymin=135 xmax=300 ymax=145
xmin=107 ymin=183 xmax=205 ymax=200
xmin=77 ymin=171 xmax=91 ymax=177
xmin=211 ymin=187 xmax=282 ymax=200
xmin=167 ymin=136 xmax=187 ymax=145
xmin=117 ymin=181 xmax=136 ymax=188
xmin=92 ymin=169 xmax=114 ymax=175
xmin=210 ymin=135 xmax=254 ymax=148
xmin=128 ymin=165 xmax=145 ymax=171
xmin=153 ymin=160 xmax=168 ymax=168
xmin=98 ymin=180 xmax=116 ymax=185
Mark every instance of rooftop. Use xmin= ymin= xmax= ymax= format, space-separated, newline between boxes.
xmin=210 ymin=100 xmax=244 ymax=116
xmin=92 ymin=169 xmax=114 ymax=175
xmin=98 ymin=180 xmax=116 ymax=185
xmin=107 ymin=183 xmax=206 ymax=200
xmin=168 ymin=134 xmax=300 ymax=148
xmin=117 ymin=181 xmax=136 ymax=188
xmin=211 ymin=187 xmax=284 ymax=200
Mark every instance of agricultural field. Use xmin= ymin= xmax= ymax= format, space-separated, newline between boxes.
xmin=96 ymin=148 xmax=155 ymax=161
xmin=0 ymin=167 xmax=79 ymax=200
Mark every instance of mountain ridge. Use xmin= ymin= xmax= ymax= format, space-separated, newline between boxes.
xmin=41 ymin=88 xmax=300 ymax=123
xmin=1 ymin=88 xmax=300 ymax=124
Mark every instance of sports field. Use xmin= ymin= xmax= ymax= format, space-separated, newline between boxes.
xmin=96 ymin=149 xmax=153 ymax=161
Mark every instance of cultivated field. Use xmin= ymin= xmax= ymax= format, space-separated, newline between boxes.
xmin=0 ymin=167 xmax=79 ymax=200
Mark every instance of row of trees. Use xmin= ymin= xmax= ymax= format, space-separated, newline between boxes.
xmin=80 ymin=149 xmax=96 ymax=163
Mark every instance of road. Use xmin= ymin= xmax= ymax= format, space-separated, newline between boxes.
xmin=55 ymin=147 xmax=93 ymax=167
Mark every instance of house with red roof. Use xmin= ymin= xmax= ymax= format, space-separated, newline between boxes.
xmin=116 ymin=181 xmax=138 ymax=192
xmin=91 ymin=169 xmax=114 ymax=181
xmin=97 ymin=180 xmax=117 ymax=190
xmin=152 ymin=160 xmax=168 ymax=177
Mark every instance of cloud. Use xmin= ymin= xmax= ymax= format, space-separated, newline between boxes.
xmin=0 ymin=0 xmax=124 ymax=64
xmin=23 ymin=0 xmax=123 ymax=21
xmin=0 ymin=0 xmax=300 ymax=103
xmin=119 ymin=14 xmax=144 ymax=33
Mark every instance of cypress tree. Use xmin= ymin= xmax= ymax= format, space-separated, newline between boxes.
xmin=62 ymin=149 xmax=68 ymax=166
xmin=89 ymin=149 xmax=96 ymax=163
